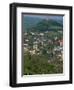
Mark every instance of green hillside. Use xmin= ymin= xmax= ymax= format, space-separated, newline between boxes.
xmin=32 ymin=19 xmax=63 ymax=32
xmin=23 ymin=19 xmax=63 ymax=32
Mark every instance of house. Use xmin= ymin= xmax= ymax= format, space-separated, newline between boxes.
xmin=25 ymin=39 xmax=29 ymax=42
xmin=23 ymin=44 xmax=28 ymax=47
xmin=23 ymin=44 xmax=29 ymax=52
xmin=57 ymin=53 xmax=63 ymax=61
xmin=29 ymin=50 xmax=36 ymax=55
xmin=58 ymin=39 xmax=63 ymax=46
xmin=31 ymin=32 xmax=35 ymax=35
xmin=40 ymin=33 xmax=44 ymax=36
xmin=53 ymin=46 xmax=63 ymax=60
xmin=53 ymin=46 xmax=63 ymax=52
xmin=54 ymin=36 xmax=58 ymax=40
xmin=33 ymin=41 xmax=38 ymax=50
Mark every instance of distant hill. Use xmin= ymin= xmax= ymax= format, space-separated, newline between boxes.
xmin=23 ymin=17 xmax=42 ymax=31
xmin=23 ymin=17 xmax=63 ymax=32
xmin=32 ymin=19 xmax=63 ymax=32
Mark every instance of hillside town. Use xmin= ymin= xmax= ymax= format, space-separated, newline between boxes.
xmin=23 ymin=30 xmax=63 ymax=62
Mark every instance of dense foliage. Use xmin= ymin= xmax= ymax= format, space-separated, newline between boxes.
xmin=24 ymin=53 xmax=63 ymax=75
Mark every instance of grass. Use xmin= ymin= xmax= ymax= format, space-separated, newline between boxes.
xmin=23 ymin=53 xmax=63 ymax=75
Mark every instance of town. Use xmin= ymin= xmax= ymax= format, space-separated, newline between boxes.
xmin=24 ymin=30 xmax=63 ymax=62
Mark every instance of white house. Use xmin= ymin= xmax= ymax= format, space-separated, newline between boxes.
xmin=29 ymin=50 xmax=36 ymax=55
xmin=33 ymin=41 xmax=38 ymax=50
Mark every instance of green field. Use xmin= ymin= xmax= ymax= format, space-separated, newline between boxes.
xmin=23 ymin=53 xmax=63 ymax=75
